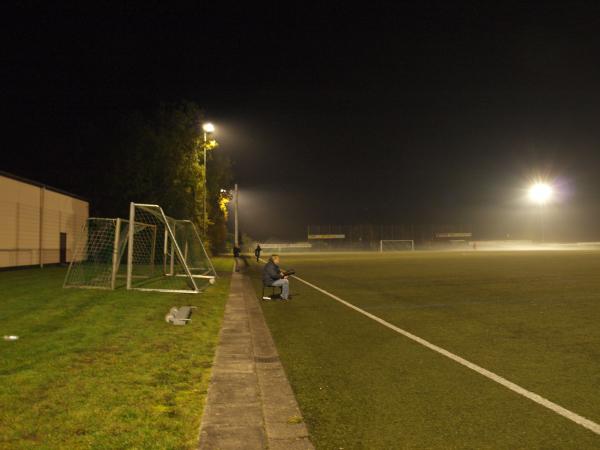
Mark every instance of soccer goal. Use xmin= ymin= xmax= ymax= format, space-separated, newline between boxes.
xmin=126 ymin=203 xmax=216 ymax=293
xmin=63 ymin=217 xmax=132 ymax=290
xmin=379 ymin=239 xmax=415 ymax=252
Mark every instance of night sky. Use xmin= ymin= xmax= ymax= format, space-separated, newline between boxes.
xmin=3 ymin=3 xmax=600 ymax=241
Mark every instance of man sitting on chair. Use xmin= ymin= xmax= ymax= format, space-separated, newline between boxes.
xmin=262 ymin=254 xmax=290 ymax=300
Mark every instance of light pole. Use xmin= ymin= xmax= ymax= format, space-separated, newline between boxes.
xmin=528 ymin=182 xmax=553 ymax=242
xmin=234 ymin=183 xmax=239 ymax=248
xmin=201 ymin=122 xmax=217 ymax=236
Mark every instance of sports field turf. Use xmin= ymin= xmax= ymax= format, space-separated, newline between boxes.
xmin=251 ymin=251 xmax=600 ymax=449
xmin=0 ymin=258 xmax=232 ymax=450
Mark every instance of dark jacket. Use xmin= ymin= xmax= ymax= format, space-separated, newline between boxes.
xmin=254 ymin=246 xmax=262 ymax=256
xmin=263 ymin=260 xmax=281 ymax=286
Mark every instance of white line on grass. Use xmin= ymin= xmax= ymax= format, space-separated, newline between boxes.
xmin=288 ymin=271 xmax=600 ymax=436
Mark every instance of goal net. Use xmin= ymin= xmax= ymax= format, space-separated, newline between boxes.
xmin=126 ymin=203 xmax=216 ymax=293
xmin=380 ymin=239 xmax=415 ymax=252
xmin=63 ymin=218 xmax=131 ymax=290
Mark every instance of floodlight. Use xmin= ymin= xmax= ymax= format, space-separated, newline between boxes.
xmin=528 ymin=183 xmax=553 ymax=205
xmin=202 ymin=122 xmax=215 ymax=133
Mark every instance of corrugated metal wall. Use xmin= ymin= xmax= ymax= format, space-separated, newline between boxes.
xmin=0 ymin=174 xmax=89 ymax=268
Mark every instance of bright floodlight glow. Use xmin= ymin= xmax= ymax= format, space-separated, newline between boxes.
xmin=202 ymin=122 xmax=215 ymax=133
xmin=528 ymin=183 xmax=553 ymax=204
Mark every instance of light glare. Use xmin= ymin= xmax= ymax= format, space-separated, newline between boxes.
xmin=528 ymin=183 xmax=553 ymax=204
xmin=202 ymin=122 xmax=215 ymax=133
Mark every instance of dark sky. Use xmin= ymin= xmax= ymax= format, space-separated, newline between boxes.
xmin=3 ymin=3 xmax=600 ymax=240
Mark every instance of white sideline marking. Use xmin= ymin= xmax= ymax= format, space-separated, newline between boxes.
xmin=290 ymin=272 xmax=600 ymax=436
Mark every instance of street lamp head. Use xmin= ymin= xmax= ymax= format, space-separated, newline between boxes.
xmin=528 ymin=182 xmax=553 ymax=205
xmin=202 ymin=122 xmax=215 ymax=133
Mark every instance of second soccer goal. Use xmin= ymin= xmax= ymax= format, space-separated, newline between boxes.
xmin=127 ymin=203 xmax=217 ymax=293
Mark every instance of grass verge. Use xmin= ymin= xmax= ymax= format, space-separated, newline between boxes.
xmin=0 ymin=257 xmax=232 ymax=450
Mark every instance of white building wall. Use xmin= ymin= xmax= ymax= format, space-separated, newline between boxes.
xmin=0 ymin=174 xmax=89 ymax=268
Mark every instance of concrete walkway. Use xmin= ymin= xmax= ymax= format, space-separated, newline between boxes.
xmin=198 ymin=266 xmax=314 ymax=449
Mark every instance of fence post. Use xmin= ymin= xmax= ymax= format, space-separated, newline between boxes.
xmin=39 ymin=187 xmax=45 ymax=268
xmin=111 ymin=218 xmax=121 ymax=290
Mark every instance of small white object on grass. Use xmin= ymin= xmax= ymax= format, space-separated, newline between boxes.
xmin=3 ymin=335 xmax=19 ymax=341
xmin=209 ymin=277 xmax=216 ymax=285
xmin=165 ymin=307 xmax=179 ymax=323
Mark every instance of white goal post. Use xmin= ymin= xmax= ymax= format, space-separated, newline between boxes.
xmin=380 ymin=239 xmax=415 ymax=252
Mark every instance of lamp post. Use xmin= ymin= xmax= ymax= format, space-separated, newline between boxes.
xmin=234 ymin=183 xmax=239 ymax=248
xmin=201 ymin=122 xmax=216 ymax=236
xmin=528 ymin=182 xmax=553 ymax=242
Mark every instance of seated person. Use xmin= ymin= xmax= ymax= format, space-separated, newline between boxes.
xmin=262 ymin=254 xmax=290 ymax=300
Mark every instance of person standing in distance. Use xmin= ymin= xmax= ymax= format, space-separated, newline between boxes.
xmin=262 ymin=255 xmax=290 ymax=300
xmin=232 ymin=245 xmax=241 ymax=272
xmin=254 ymin=244 xmax=262 ymax=262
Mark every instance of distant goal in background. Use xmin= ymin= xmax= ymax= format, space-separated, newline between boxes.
xmin=379 ymin=239 xmax=415 ymax=252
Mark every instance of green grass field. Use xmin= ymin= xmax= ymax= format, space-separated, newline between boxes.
xmin=0 ymin=258 xmax=232 ymax=450
xmin=251 ymin=251 xmax=600 ymax=449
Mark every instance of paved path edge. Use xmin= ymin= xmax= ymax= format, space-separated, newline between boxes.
xmin=198 ymin=268 xmax=314 ymax=449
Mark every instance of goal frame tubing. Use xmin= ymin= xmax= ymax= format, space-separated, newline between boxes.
xmin=379 ymin=239 xmax=415 ymax=252
xmin=110 ymin=218 xmax=121 ymax=289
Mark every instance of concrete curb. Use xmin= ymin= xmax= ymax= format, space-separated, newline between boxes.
xmin=198 ymin=270 xmax=313 ymax=449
